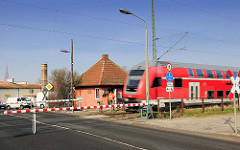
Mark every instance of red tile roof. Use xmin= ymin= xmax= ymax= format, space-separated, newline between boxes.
xmin=0 ymin=81 xmax=41 ymax=89
xmin=77 ymin=54 xmax=128 ymax=86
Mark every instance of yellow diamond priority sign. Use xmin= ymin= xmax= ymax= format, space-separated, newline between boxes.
xmin=45 ymin=83 xmax=53 ymax=91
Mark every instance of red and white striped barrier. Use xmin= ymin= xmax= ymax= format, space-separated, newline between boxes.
xmin=4 ymin=103 xmax=146 ymax=114
xmin=1 ymin=99 xmax=79 ymax=105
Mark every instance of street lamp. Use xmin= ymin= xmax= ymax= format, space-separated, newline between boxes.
xmin=60 ymin=39 xmax=74 ymax=105
xmin=119 ymin=9 xmax=149 ymax=108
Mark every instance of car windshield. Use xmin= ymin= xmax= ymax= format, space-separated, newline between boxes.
xmin=21 ymin=97 xmax=31 ymax=101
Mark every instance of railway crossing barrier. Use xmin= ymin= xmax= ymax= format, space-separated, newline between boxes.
xmin=0 ymin=99 xmax=79 ymax=105
xmin=3 ymin=103 xmax=146 ymax=134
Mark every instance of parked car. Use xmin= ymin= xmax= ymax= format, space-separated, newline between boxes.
xmin=6 ymin=97 xmax=32 ymax=110
xmin=32 ymin=92 xmax=48 ymax=109
xmin=0 ymin=102 xmax=6 ymax=110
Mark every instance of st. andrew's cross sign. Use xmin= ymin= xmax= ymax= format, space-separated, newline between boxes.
xmin=227 ymin=70 xmax=240 ymax=100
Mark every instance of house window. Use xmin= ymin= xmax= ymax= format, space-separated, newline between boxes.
xmin=174 ymin=78 xmax=182 ymax=88
xmin=95 ymin=88 xmax=99 ymax=100
xmin=217 ymin=91 xmax=223 ymax=99
xmin=206 ymin=70 xmax=214 ymax=78
xmin=151 ymin=77 xmax=161 ymax=88
xmin=29 ymin=89 xmax=34 ymax=94
xmin=216 ymin=71 xmax=223 ymax=78
xmin=188 ymin=69 xmax=194 ymax=78
xmin=207 ymin=91 xmax=214 ymax=99
xmin=196 ymin=69 xmax=204 ymax=78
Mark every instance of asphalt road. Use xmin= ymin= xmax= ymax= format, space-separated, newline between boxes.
xmin=0 ymin=110 xmax=240 ymax=150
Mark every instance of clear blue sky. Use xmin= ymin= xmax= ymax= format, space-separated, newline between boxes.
xmin=0 ymin=0 xmax=240 ymax=83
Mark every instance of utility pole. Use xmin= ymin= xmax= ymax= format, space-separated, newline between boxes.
xmin=152 ymin=0 xmax=157 ymax=61
xmin=71 ymin=39 xmax=73 ymax=100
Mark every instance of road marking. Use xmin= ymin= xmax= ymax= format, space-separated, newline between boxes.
xmin=38 ymin=121 xmax=147 ymax=150
xmin=6 ymin=114 xmax=147 ymax=150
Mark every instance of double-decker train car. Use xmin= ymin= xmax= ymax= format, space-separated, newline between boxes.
xmin=122 ymin=61 xmax=239 ymax=107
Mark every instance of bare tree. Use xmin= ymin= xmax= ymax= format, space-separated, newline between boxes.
xmin=49 ymin=68 xmax=80 ymax=100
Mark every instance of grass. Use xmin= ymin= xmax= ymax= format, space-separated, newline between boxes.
xmin=154 ymin=105 xmax=240 ymax=119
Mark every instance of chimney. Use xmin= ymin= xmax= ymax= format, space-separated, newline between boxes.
xmin=4 ymin=65 xmax=9 ymax=82
xmin=102 ymin=54 xmax=109 ymax=60
xmin=41 ymin=64 xmax=48 ymax=89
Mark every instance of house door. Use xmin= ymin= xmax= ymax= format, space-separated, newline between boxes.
xmin=189 ymin=82 xmax=200 ymax=99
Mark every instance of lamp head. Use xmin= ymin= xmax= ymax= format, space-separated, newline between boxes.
xmin=60 ymin=50 xmax=70 ymax=53
xmin=119 ymin=9 xmax=132 ymax=15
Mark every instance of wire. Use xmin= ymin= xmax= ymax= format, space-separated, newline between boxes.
xmin=170 ymin=0 xmax=240 ymax=22
xmin=1 ymin=0 xmax=240 ymax=47
xmin=0 ymin=23 xmax=145 ymax=44
xmin=0 ymin=0 xmax=143 ymax=28
xmin=189 ymin=33 xmax=240 ymax=46
xmin=184 ymin=49 xmax=240 ymax=58
xmin=0 ymin=22 xmax=168 ymax=50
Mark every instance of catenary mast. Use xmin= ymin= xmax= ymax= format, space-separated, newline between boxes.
xmin=152 ymin=0 xmax=157 ymax=61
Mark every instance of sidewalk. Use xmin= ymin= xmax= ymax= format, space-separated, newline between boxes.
xmin=70 ymin=109 xmax=240 ymax=137
xmin=145 ymin=114 xmax=240 ymax=136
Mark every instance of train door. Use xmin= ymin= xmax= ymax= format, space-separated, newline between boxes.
xmin=189 ymin=82 xmax=200 ymax=99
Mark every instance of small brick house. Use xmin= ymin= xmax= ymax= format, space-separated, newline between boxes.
xmin=75 ymin=54 xmax=128 ymax=106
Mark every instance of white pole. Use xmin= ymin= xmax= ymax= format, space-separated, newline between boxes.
xmin=169 ymin=92 xmax=171 ymax=120
xmin=234 ymin=92 xmax=237 ymax=134
xmin=32 ymin=112 xmax=36 ymax=134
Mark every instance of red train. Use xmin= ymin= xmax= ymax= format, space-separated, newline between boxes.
xmin=122 ymin=61 xmax=239 ymax=107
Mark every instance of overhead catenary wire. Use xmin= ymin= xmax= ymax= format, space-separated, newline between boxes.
xmin=0 ymin=22 xmax=169 ymax=49
xmin=1 ymin=0 xmax=240 ymax=47
xmin=170 ymin=0 xmax=240 ymax=22
xmin=2 ymin=22 xmax=238 ymax=60
xmin=1 ymin=0 xmax=240 ymax=57
xmin=0 ymin=0 xmax=143 ymax=28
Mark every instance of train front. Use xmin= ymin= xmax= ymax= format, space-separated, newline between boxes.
xmin=122 ymin=61 xmax=155 ymax=104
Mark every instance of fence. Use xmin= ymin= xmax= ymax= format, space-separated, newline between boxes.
xmin=156 ymin=97 xmax=239 ymax=117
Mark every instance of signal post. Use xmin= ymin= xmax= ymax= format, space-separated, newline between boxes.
xmin=166 ymin=63 xmax=174 ymax=120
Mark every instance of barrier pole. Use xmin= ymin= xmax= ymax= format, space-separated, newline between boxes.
xmin=32 ymin=112 xmax=36 ymax=134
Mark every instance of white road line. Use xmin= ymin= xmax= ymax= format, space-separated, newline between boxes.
xmin=6 ymin=114 xmax=147 ymax=150
xmin=37 ymin=121 xmax=147 ymax=150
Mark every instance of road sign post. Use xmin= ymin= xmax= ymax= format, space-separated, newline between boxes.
xmin=227 ymin=70 xmax=240 ymax=134
xmin=166 ymin=63 xmax=173 ymax=120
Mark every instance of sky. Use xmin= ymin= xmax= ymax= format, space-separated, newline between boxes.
xmin=0 ymin=0 xmax=240 ymax=83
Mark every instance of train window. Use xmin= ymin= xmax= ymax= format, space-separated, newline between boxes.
xmin=234 ymin=72 xmax=238 ymax=76
xmin=206 ymin=70 xmax=214 ymax=78
xmin=225 ymin=71 xmax=230 ymax=79
xmin=216 ymin=71 xmax=223 ymax=78
xmin=235 ymin=93 xmax=239 ymax=99
xmin=174 ymin=78 xmax=182 ymax=88
xmin=226 ymin=90 xmax=230 ymax=98
xmin=188 ymin=69 xmax=194 ymax=78
xmin=151 ymin=77 xmax=161 ymax=88
xmin=196 ymin=69 xmax=204 ymax=78
xmin=207 ymin=91 xmax=214 ymax=99
xmin=129 ymin=70 xmax=145 ymax=76
xmin=217 ymin=91 xmax=223 ymax=99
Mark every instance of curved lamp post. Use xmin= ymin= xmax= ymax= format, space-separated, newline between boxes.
xmin=119 ymin=9 xmax=149 ymax=107
xmin=60 ymin=39 xmax=74 ymax=104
